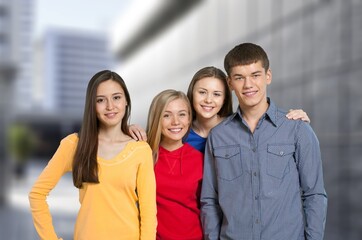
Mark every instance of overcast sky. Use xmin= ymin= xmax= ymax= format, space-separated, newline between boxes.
xmin=34 ymin=0 xmax=131 ymax=38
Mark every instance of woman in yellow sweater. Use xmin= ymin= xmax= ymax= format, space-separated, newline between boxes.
xmin=28 ymin=70 xmax=157 ymax=240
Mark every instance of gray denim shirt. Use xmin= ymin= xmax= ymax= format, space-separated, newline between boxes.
xmin=200 ymin=99 xmax=327 ymax=240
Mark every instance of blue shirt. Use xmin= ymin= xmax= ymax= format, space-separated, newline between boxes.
xmin=200 ymin=99 xmax=327 ymax=240
xmin=186 ymin=128 xmax=207 ymax=153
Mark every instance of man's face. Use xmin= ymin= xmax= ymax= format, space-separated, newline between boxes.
xmin=228 ymin=61 xmax=271 ymax=111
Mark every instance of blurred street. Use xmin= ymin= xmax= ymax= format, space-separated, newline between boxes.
xmin=0 ymin=160 xmax=79 ymax=240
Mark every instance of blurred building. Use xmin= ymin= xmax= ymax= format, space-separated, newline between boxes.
xmin=22 ymin=28 xmax=116 ymax=158
xmin=35 ymin=28 xmax=114 ymax=115
xmin=112 ymin=0 xmax=362 ymax=239
xmin=11 ymin=0 xmax=34 ymax=111
xmin=0 ymin=0 xmax=34 ymax=204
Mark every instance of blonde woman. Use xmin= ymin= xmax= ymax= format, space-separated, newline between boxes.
xmin=147 ymin=90 xmax=204 ymax=239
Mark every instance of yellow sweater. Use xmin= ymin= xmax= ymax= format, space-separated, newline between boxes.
xmin=29 ymin=133 xmax=157 ymax=240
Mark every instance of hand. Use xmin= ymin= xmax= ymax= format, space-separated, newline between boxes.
xmin=128 ymin=124 xmax=147 ymax=141
xmin=286 ymin=109 xmax=311 ymax=123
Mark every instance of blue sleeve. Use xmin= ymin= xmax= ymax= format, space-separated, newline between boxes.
xmin=200 ymin=134 xmax=222 ymax=240
xmin=295 ymin=122 xmax=328 ymax=240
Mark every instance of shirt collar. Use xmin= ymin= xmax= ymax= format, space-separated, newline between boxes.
xmin=227 ymin=97 xmax=278 ymax=127
xmin=265 ymin=98 xmax=278 ymax=127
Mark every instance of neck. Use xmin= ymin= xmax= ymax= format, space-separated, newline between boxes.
xmin=98 ymin=126 xmax=128 ymax=142
xmin=160 ymin=139 xmax=183 ymax=152
xmin=240 ymin=101 xmax=269 ymax=133
xmin=193 ymin=114 xmax=223 ymax=138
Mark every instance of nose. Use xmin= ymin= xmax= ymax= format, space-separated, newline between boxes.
xmin=106 ymin=99 xmax=114 ymax=110
xmin=204 ymin=93 xmax=212 ymax=103
xmin=244 ymin=77 xmax=253 ymax=88
xmin=171 ymin=115 xmax=180 ymax=125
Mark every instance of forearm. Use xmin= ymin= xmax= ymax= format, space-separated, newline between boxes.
xmin=200 ymin=140 xmax=222 ymax=239
xmin=29 ymin=136 xmax=74 ymax=240
xmin=137 ymin=150 xmax=157 ymax=239
xmin=297 ymin=123 xmax=327 ymax=239
xmin=29 ymin=189 xmax=60 ymax=240
xmin=200 ymin=199 xmax=222 ymax=240
xmin=303 ymin=193 xmax=328 ymax=240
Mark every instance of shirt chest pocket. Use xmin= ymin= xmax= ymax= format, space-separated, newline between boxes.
xmin=214 ymin=146 xmax=243 ymax=181
xmin=267 ymin=144 xmax=295 ymax=179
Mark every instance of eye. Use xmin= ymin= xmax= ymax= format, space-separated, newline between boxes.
xmin=198 ymin=90 xmax=207 ymax=95
xmin=214 ymin=92 xmax=222 ymax=97
xmin=253 ymin=74 xmax=260 ymax=79
xmin=113 ymin=95 xmax=121 ymax=100
xmin=163 ymin=113 xmax=170 ymax=118
xmin=96 ymin=98 xmax=104 ymax=103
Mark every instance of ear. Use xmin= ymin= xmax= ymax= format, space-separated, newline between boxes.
xmin=227 ymin=77 xmax=234 ymax=91
xmin=266 ymin=69 xmax=272 ymax=85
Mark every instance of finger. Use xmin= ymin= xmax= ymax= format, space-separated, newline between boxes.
xmin=129 ymin=131 xmax=139 ymax=141
xmin=136 ymin=131 xmax=147 ymax=141
xmin=135 ymin=131 xmax=143 ymax=141
xmin=286 ymin=109 xmax=302 ymax=118
xmin=140 ymin=132 xmax=147 ymax=141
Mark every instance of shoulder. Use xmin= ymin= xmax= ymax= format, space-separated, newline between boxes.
xmin=209 ymin=114 xmax=235 ymax=136
xmin=184 ymin=143 xmax=203 ymax=157
xmin=129 ymin=140 xmax=150 ymax=148
xmin=60 ymin=133 xmax=79 ymax=146
xmin=128 ymin=140 xmax=152 ymax=153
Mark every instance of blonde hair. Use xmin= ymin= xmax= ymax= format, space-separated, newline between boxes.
xmin=146 ymin=89 xmax=192 ymax=163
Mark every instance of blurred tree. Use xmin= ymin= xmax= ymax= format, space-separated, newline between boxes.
xmin=7 ymin=123 xmax=37 ymax=178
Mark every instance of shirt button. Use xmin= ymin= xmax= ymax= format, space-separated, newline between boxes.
xmin=253 ymin=172 xmax=257 ymax=177
xmin=225 ymin=154 xmax=229 ymax=158
xmin=255 ymin=219 xmax=259 ymax=224
xmin=255 ymin=196 xmax=259 ymax=200
xmin=279 ymin=151 xmax=284 ymax=156
xmin=252 ymin=148 xmax=256 ymax=152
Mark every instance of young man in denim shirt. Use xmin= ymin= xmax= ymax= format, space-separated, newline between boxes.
xmin=200 ymin=43 xmax=327 ymax=240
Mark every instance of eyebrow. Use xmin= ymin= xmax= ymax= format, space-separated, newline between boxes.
xmin=96 ymin=92 xmax=123 ymax=97
xmin=164 ymin=109 xmax=188 ymax=113
xmin=198 ymin=87 xmax=223 ymax=93
xmin=233 ymin=70 xmax=262 ymax=77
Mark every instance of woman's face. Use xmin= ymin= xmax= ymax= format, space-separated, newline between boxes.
xmin=95 ymin=79 xmax=127 ymax=128
xmin=160 ymin=98 xmax=190 ymax=147
xmin=192 ymin=77 xmax=226 ymax=120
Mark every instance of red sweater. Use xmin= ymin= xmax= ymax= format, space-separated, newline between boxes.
xmin=155 ymin=143 xmax=204 ymax=240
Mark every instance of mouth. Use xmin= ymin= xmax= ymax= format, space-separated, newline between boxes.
xmin=168 ymin=128 xmax=183 ymax=133
xmin=243 ymin=90 xmax=257 ymax=97
xmin=201 ymin=105 xmax=214 ymax=112
xmin=105 ymin=112 xmax=117 ymax=118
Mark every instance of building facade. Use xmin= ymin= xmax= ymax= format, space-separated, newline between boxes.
xmin=36 ymin=28 xmax=114 ymax=116
xmin=0 ymin=0 xmax=34 ymax=204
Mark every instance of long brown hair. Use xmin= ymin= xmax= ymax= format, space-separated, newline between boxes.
xmin=72 ymin=70 xmax=131 ymax=188
xmin=186 ymin=66 xmax=232 ymax=120
xmin=146 ymin=89 xmax=192 ymax=163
